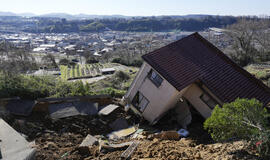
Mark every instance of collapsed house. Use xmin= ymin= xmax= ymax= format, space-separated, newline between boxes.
xmin=124 ymin=32 xmax=270 ymax=126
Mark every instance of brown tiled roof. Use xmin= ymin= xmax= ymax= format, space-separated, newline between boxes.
xmin=142 ymin=32 xmax=270 ymax=105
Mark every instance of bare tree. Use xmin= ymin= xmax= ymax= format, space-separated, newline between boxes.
xmin=225 ymin=18 xmax=270 ymax=66
xmin=0 ymin=42 xmax=37 ymax=74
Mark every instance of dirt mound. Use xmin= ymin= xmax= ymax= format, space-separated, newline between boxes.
xmin=84 ymin=138 xmax=258 ymax=160
xmin=3 ymin=103 xmax=259 ymax=160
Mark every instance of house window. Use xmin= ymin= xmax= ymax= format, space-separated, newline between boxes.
xmin=200 ymin=93 xmax=218 ymax=109
xmin=148 ymin=69 xmax=163 ymax=87
xmin=132 ymin=91 xmax=149 ymax=112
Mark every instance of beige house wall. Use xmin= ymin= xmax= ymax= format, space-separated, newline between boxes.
xmin=125 ymin=62 xmax=149 ymax=101
xmin=183 ymin=84 xmax=213 ymax=118
xmin=201 ymin=84 xmax=223 ymax=105
xmin=140 ymin=77 xmax=180 ymax=123
xmin=125 ymin=62 xmax=182 ymax=123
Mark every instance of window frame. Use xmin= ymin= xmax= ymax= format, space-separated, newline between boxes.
xmin=148 ymin=69 xmax=163 ymax=87
xmin=200 ymin=92 xmax=218 ymax=109
xmin=131 ymin=91 xmax=149 ymax=112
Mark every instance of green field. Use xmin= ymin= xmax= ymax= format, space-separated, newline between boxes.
xmin=60 ymin=63 xmax=120 ymax=80
xmin=245 ymin=64 xmax=270 ymax=86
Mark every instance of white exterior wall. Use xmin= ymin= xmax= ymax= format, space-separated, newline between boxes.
xmin=125 ymin=62 xmax=181 ymax=123
xmin=125 ymin=62 xmax=149 ymax=100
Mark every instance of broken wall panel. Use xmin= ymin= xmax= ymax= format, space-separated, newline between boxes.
xmin=5 ymin=100 xmax=35 ymax=116
xmin=37 ymin=95 xmax=112 ymax=106
xmin=0 ymin=118 xmax=36 ymax=160
xmin=33 ymin=95 xmax=112 ymax=114
xmin=49 ymin=102 xmax=98 ymax=119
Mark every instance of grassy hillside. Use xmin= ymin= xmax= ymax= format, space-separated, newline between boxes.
xmin=245 ymin=64 xmax=270 ymax=87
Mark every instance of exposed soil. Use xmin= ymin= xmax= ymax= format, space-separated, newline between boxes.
xmin=89 ymin=139 xmax=257 ymax=160
xmin=3 ymin=105 xmax=261 ymax=160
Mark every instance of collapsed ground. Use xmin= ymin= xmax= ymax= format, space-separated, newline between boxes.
xmin=2 ymin=100 xmax=261 ymax=160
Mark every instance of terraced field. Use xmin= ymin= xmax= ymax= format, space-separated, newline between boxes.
xmin=60 ymin=63 xmax=121 ymax=80
xmin=245 ymin=63 xmax=270 ymax=87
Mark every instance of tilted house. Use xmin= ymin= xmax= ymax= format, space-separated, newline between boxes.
xmin=124 ymin=32 xmax=270 ymax=126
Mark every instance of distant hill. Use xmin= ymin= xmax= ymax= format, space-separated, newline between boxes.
xmin=0 ymin=11 xmax=17 ymax=16
xmin=0 ymin=11 xmax=132 ymax=19
xmin=18 ymin=13 xmax=36 ymax=17
xmin=39 ymin=13 xmax=74 ymax=19
xmin=39 ymin=13 xmax=132 ymax=19
xmin=0 ymin=11 xmax=264 ymax=33
xmin=0 ymin=11 xmax=230 ymax=20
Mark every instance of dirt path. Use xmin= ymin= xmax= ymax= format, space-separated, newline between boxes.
xmin=68 ymin=75 xmax=112 ymax=84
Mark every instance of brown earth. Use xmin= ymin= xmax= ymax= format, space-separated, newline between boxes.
xmin=88 ymin=139 xmax=257 ymax=160
xmin=4 ymin=105 xmax=260 ymax=160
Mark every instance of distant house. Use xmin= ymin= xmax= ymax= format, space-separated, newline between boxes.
xmin=101 ymin=68 xmax=116 ymax=75
xmin=124 ymin=33 xmax=270 ymax=126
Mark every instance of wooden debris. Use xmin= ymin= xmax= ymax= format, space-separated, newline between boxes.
xmin=121 ymin=141 xmax=139 ymax=159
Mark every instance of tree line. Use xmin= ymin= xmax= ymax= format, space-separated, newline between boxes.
xmin=21 ymin=16 xmax=238 ymax=33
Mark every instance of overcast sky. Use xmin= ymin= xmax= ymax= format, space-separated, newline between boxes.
xmin=1 ymin=0 xmax=270 ymax=16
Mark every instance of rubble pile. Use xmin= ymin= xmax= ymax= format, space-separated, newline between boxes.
xmin=81 ymin=130 xmax=257 ymax=160
xmin=3 ymin=102 xmax=139 ymax=159
xmin=0 ymin=97 xmax=260 ymax=160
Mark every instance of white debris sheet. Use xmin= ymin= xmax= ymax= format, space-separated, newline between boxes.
xmin=98 ymin=104 xmax=120 ymax=116
xmin=0 ymin=118 xmax=36 ymax=160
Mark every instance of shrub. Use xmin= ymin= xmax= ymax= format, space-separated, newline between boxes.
xmin=112 ymin=57 xmax=124 ymax=64
xmin=0 ymin=72 xmax=127 ymax=100
xmin=97 ymin=87 xmax=125 ymax=98
xmin=59 ymin=58 xmax=70 ymax=65
xmin=114 ymin=71 xmax=130 ymax=82
xmin=50 ymin=80 xmax=72 ymax=97
xmin=0 ymin=74 xmax=55 ymax=99
xmin=111 ymin=57 xmax=143 ymax=67
xmin=130 ymin=59 xmax=143 ymax=67
xmin=204 ymin=98 xmax=270 ymax=157
xmin=86 ymin=57 xmax=99 ymax=64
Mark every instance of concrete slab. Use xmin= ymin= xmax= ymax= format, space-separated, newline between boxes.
xmin=0 ymin=118 xmax=36 ymax=160
xmin=6 ymin=100 xmax=35 ymax=116
xmin=49 ymin=102 xmax=98 ymax=119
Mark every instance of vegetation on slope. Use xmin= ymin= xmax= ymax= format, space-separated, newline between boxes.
xmin=204 ymin=98 xmax=270 ymax=157
xmin=0 ymin=70 xmax=135 ymax=99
